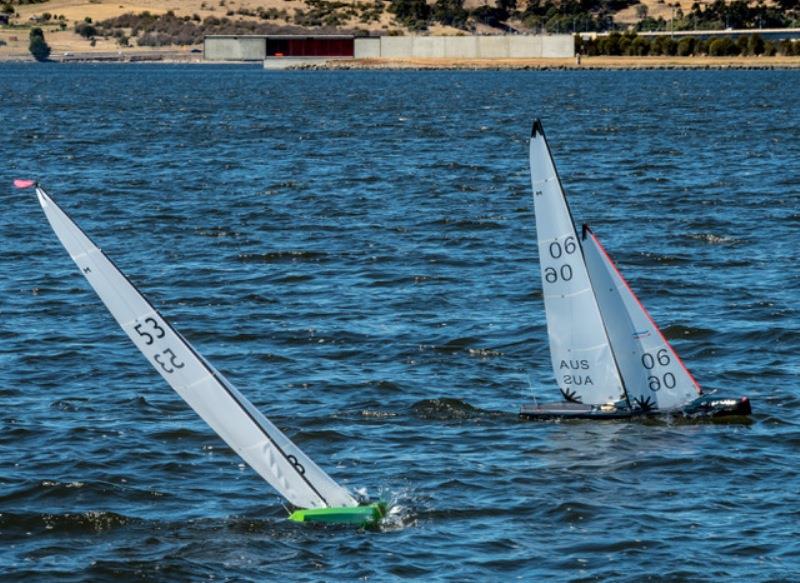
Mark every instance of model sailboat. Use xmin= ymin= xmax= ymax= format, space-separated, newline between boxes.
xmin=18 ymin=179 xmax=384 ymax=525
xmin=519 ymin=122 xmax=750 ymax=420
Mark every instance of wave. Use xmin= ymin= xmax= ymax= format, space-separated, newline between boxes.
xmin=411 ymin=398 xmax=491 ymax=420
xmin=687 ymin=233 xmax=739 ymax=245
xmin=236 ymin=250 xmax=327 ymax=264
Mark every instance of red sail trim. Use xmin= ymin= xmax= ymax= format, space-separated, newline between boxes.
xmin=587 ymin=229 xmax=702 ymax=396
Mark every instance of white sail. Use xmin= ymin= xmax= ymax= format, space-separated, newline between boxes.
xmin=529 ymin=120 xmax=626 ymax=405
xmin=582 ymin=226 xmax=701 ymax=411
xmin=35 ymin=186 xmax=357 ymax=509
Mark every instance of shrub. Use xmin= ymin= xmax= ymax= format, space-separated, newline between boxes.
xmin=708 ymin=37 xmax=734 ymax=56
xmin=75 ymin=21 xmax=97 ymax=38
xmin=433 ymin=0 xmax=467 ymax=28
xmin=676 ymin=36 xmax=695 ymax=56
xmin=619 ymin=32 xmax=635 ymax=55
xmin=629 ymin=36 xmax=650 ymax=55
xmin=602 ymin=32 xmax=623 ymax=55
xmin=747 ymin=33 xmax=764 ymax=55
xmin=735 ymin=35 xmax=748 ymax=54
xmin=694 ymin=38 xmax=708 ymax=55
xmin=651 ymin=36 xmax=676 ymax=55
xmin=28 ymin=27 xmax=51 ymax=61
xmin=388 ymin=0 xmax=430 ymax=30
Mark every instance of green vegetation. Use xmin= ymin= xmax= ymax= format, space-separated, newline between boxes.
xmin=92 ymin=10 xmax=369 ymax=46
xmin=577 ymin=31 xmax=800 ymax=57
xmin=635 ymin=0 xmax=800 ymax=32
xmin=432 ymin=0 xmax=468 ymax=28
xmin=74 ymin=21 xmax=97 ymax=38
xmin=14 ymin=0 xmax=794 ymax=50
xmin=518 ymin=0 xmax=634 ymax=33
xmin=386 ymin=0 xmax=633 ymax=32
xmin=389 ymin=0 xmax=431 ymax=30
xmin=28 ymin=25 xmax=50 ymax=60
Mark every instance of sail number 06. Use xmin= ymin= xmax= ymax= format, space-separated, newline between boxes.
xmin=642 ymin=348 xmax=675 ymax=391
xmin=544 ymin=236 xmax=577 ymax=283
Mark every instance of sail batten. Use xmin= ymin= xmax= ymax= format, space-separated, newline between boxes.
xmin=35 ymin=186 xmax=357 ymax=509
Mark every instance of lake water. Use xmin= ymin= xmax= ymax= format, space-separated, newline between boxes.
xmin=1 ymin=64 xmax=799 ymax=580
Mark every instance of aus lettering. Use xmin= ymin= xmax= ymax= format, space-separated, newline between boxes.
xmin=562 ymin=374 xmax=593 ymax=386
xmin=560 ymin=359 xmax=589 ymax=370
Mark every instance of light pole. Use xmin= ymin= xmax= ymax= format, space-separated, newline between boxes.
xmin=671 ymin=5 xmax=676 ymax=38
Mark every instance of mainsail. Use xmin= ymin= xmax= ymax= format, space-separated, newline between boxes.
xmin=581 ymin=226 xmax=701 ymax=411
xmin=529 ymin=120 xmax=627 ymax=406
xmin=34 ymin=185 xmax=357 ymax=509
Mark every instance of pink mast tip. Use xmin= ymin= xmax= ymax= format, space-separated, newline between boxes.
xmin=13 ymin=179 xmax=37 ymax=189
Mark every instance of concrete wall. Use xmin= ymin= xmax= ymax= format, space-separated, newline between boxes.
xmin=205 ymin=34 xmax=573 ymax=61
xmin=204 ymin=36 xmax=266 ymax=61
xmin=354 ymin=35 xmax=573 ymax=59
xmin=354 ymin=37 xmax=381 ymax=59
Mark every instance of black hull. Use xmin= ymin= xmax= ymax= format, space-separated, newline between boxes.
xmin=519 ymin=396 xmax=751 ymax=421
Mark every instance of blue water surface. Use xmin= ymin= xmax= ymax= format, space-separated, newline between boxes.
xmin=1 ymin=64 xmax=799 ymax=581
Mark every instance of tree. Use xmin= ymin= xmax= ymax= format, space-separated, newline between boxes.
xmin=29 ymin=27 xmax=51 ymax=62
xmin=676 ymin=36 xmax=696 ymax=56
xmin=433 ymin=0 xmax=468 ymax=27
xmin=747 ymin=33 xmax=764 ymax=55
xmin=75 ymin=21 xmax=98 ymax=38
xmin=708 ymin=37 xmax=734 ymax=56
xmin=389 ymin=0 xmax=431 ymax=30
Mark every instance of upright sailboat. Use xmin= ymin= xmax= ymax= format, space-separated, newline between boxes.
xmin=18 ymin=179 xmax=384 ymax=525
xmin=519 ymin=121 xmax=750 ymax=420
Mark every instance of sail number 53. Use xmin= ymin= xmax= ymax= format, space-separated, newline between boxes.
xmin=154 ymin=348 xmax=185 ymax=374
xmin=544 ymin=236 xmax=576 ymax=283
xmin=134 ymin=317 xmax=166 ymax=345
xmin=133 ymin=318 xmax=185 ymax=374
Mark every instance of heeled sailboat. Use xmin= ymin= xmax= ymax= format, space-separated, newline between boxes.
xmin=17 ymin=179 xmax=384 ymax=526
xmin=519 ymin=122 xmax=751 ymax=420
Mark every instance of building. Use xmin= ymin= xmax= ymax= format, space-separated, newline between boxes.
xmin=204 ymin=34 xmax=575 ymax=66
xmin=204 ymin=35 xmax=354 ymax=62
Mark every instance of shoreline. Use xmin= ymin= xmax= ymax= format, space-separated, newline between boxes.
xmin=2 ymin=53 xmax=800 ymax=69
xmin=312 ymin=56 xmax=800 ymax=70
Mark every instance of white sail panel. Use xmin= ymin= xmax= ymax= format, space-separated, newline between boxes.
xmin=582 ymin=227 xmax=701 ymax=411
xmin=36 ymin=187 xmax=357 ymax=509
xmin=529 ymin=122 xmax=626 ymax=405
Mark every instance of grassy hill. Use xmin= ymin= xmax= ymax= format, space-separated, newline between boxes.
xmin=0 ymin=0 xmax=798 ymax=59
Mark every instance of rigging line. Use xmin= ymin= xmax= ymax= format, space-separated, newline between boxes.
xmin=39 ymin=187 xmax=333 ymax=507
